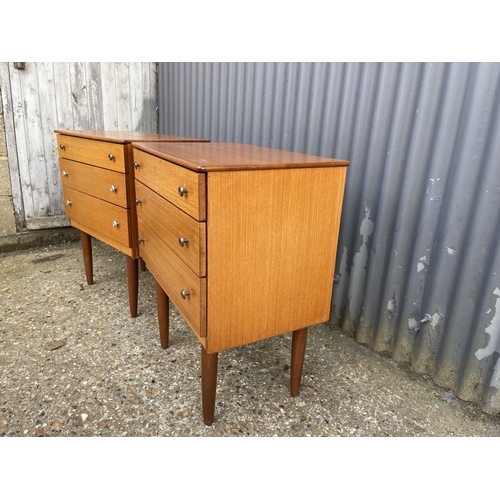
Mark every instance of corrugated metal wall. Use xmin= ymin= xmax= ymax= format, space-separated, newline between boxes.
xmin=158 ymin=62 xmax=500 ymax=414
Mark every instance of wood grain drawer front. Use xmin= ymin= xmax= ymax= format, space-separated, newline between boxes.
xmin=133 ymin=149 xmax=206 ymax=221
xmin=62 ymin=186 xmax=130 ymax=248
xmin=60 ymin=159 xmax=128 ymax=208
xmin=138 ymin=219 xmax=206 ymax=338
xmin=136 ymin=181 xmax=206 ymax=277
xmin=57 ymin=135 xmax=126 ymax=173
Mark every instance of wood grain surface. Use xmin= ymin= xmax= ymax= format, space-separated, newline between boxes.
xmin=57 ymin=135 xmax=126 ymax=172
xmin=131 ymin=142 xmax=350 ymax=172
xmin=136 ymin=181 xmax=206 ymax=276
xmin=138 ymin=217 xmax=207 ymax=340
xmin=133 ymin=148 xmax=206 ymax=220
xmin=62 ymin=186 xmax=131 ymax=248
xmin=206 ymin=166 xmax=347 ymax=352
xmin=59 ymin=159 xmax=128 ymax=208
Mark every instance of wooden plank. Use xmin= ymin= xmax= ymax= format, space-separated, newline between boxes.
xmin=0 ymin=62 xmax=25 ymax=227
xmin=114 ymin=63 xmax=131 ymax=130
xmin=52 ymin=63 xmax=76 ymax=223
xmin=69 ymin=62 xmax=90 ymax=130
xmin=15 ymin=63 xmax=50 ymax=219
xmin=36 ymin=62 xmax=64 ymax=216
xmin=144 ymin=62 xmax=159 ymax=132
xmin=139 ymin=63 xmax=150 ymax=132
xmin=87 ymin=62 xmax=104 ymax=130
xmin=7 ymin=63 xmax=34 ymax=220
xmin=101 ymin=63 xmax=119 ymax=130
xmin=25 ymin=215 xmax=69 ymax=230
xmin=53 ymin=63 xmax=75 ymax=130
xmin=206 ymin=167 xmax=347 ymax=352
xmin=128 ymin=62 xmax=143 ymax=131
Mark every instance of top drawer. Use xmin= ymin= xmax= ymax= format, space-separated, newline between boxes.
xmin=56 ymin=135 xmax=126 ymax=173
xmin=133 ymin=148 xmax=206 ymax=221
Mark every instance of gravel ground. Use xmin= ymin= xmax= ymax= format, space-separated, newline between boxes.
xmin=1 ymin=238 xmax=500 ymax=438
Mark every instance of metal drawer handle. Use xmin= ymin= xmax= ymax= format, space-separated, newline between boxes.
xmin=112 ymin=221 xmax=119 ymax=227
xmin=135 ymin=199 xmax=142 ymax=206
xmin=110 ymin=185 xmax=117 ymax=192
xmin=138 ymin=238 xmax=145 ymax=244
xmin=180 ymin=290 xmax=190 ymax=299
xmin=62 ymin=171 xmax=68 ymax=177
xmin=59 ymin=144 xmax=65 ymax=150
xmin=65 ymin=200 xmax=72 ymax=206
xmin=108 ymin=154 xmax=115 ymax=161
xmin=178 ymin=186 xmax=187 ymax=197
xmin=134 ymin=162 xmax=140 ymax=170
xmin=178 ymin=237 xmax=189 ymax=247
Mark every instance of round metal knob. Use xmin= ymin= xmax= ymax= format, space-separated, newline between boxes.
xmin=108 ymin=154 xmax=115 ymax=161
xmin=134 ymin=162 xmax=140 ymax=170
xmin=112 ymin=221 xmax=119 ymax=227
xmin=62 ymin=171 xmax=68 ymax=177
xmin=180 ymin=290 xmax=190 ymax=299
xmin=178 ymin=186 xmax=187 ymax=197
xmin=110 ymin=185 xmax=117 ymax=192
xmin=178 ymin=237 xmax=189 ymax=247
xmin=138 ymin=237 xmax=145 ymax=244
xmin=135 ymin=199 xmax=142 ymax=206
xmin=59 ymin=144 xmax=65 ymax=150
xmin=65 ymin=200 xmax=72 ymax=206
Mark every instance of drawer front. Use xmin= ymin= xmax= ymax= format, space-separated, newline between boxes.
xmin=136 ymin=181 xmax=206 ymax=276
xmin=60 ymin=158 xmax=128 ymax=208
xmin=138 ymin=218 xmax=206 ymax=337
xmin=133 ymin=149 xmax=206 ymax=221
xmin=62 ymin=186 xmax=130 ymax=248
xmin=57 ymin=135 xmax=126 ymax=173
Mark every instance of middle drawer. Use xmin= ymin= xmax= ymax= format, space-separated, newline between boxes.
xmin=136 ymin=181 xmax=206 ymax=277
xmin=60 ymin=158 xmax=129 ymax=208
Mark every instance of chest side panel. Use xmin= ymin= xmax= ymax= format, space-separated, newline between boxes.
xmin=206 ymin=167 xmax=347 ymax=352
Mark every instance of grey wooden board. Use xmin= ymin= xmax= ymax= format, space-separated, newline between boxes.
xmin=0 ymin=62 xmax=158 ymax=230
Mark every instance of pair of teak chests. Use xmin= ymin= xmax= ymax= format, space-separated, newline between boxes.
xmin=55 ymin=130 xmax=350 ymax=425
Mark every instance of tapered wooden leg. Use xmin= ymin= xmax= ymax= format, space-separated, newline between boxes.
xmin=80 ymin=231 xmax=93 ymax=285
xmin=201 ymin=346 xmax=218 ymax=426
xmin=126 ymin=256 xmax=138 ymax=318
xmin=156 ymin=281 xmax=169 ymax=349
xmin=290 ymin=327 xmax=308 ymax=396
xmin=140 ymin=258 xmax=147 ymax=272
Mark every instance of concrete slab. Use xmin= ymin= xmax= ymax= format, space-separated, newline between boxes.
xmin=1 ymin=239 xmax=499 ymax=437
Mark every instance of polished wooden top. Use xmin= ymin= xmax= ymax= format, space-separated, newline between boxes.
xmin=131 ymin=142 xmax=350 ymax=172
xmin=54 ymin=130 xmax=210 ymax=144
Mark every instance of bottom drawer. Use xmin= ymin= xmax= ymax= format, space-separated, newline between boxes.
xmin=138 ymin=218 xmax=206 ymax=338
xmin=63 ymin=186 xmax=131 ymax=248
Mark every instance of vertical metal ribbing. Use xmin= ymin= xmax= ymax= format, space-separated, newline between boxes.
xmin=158 ymin=62 xmax=500 ymax=414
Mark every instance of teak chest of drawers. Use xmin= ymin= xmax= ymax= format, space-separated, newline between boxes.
xmin=55 ymin=130 xmax=209 ymax=317
xmin=132 ymin=142 xmax=350 ymax=425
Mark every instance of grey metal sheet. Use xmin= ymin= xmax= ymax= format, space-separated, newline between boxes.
xmin=158 ymin=62 xmax=500 ymax=414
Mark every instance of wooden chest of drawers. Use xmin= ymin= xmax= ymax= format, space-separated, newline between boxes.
xmin=55 ymin=130 xmax=209 ymax=317
xmin=132 ymin=142 xmax=349 ymax=424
